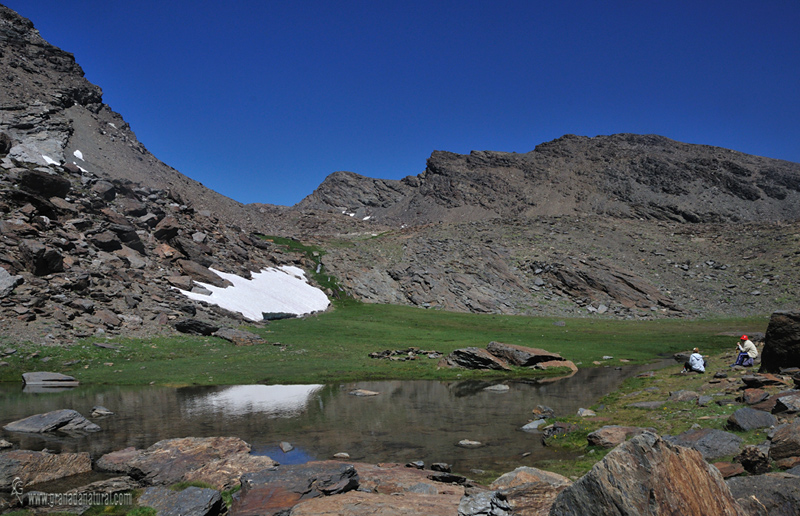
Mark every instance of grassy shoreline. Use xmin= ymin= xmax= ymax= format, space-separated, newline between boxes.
xmin=0 ymin=302 xmax=767 ymax=386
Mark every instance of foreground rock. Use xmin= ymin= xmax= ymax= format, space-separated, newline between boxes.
xmin=0 ymin=450 xmax=91 ymax=489
xmin=291 ymin=491 xmax=462 ymax=516
xmin=3 ymin=409 xmax=100 ymax=434
xmin=96 ymin=436 xmax=276 ymax=488
xmin=760 ymin=310 xmax=800 ymax=373
xmin=725 ymin=407 xmax=777 ymax=431
xmin=769 ymin=420 xmax=800 ymax=461
xmin=549 ymin=433 xmax=745 ymax=515
xmin=232 ymin=461 xmax=358 ymax=516
xmin=139 ymin=486 xmax=223 ymax=516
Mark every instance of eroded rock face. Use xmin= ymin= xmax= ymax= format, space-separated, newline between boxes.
xmin=727 ymin=474 xmax=800 ymax=516
xmin=761 ymin=310 xmax=800 ymax=373
xmin=549 ymin=433 xmax=745 ymax=516
xmin=769 ymin=421 xmax=800 ymax=461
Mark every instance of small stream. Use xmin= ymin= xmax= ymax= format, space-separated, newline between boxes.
xmin=0 ymin=360 xmax=671 ymax=476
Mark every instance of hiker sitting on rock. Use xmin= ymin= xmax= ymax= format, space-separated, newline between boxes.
xmin=732 ymin=335 xmax=757 ymax=367
xmin=683 ymin=348 xmax=706 ymax=374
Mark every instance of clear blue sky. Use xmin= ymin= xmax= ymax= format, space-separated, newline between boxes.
xmin=5 ymin=1 xmax=799 ymax=206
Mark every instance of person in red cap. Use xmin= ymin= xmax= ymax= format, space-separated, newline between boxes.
xmin=733 ymin=335 xmax=757 ymax=367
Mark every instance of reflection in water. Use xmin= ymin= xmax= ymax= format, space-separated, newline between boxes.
xmin=182 ymin=384 xmax=324 ymax=417
xmin=0 ymin=361 xmax=670 ymax=475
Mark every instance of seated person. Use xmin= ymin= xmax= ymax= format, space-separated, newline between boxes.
xmin=733 ymin=335 xmax=758 ymax=367
xmin=683 ymin=348 xmax=706 ymax=374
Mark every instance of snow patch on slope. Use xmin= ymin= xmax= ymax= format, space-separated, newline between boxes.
xmin=176 ymin=266 xmax=329 ymax=321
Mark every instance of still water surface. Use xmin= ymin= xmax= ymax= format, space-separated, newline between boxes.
xmin=0 ymin=361 xmax=669 ymax=475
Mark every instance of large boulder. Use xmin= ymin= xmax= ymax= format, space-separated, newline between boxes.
xmin=0 ymin=450 xmax=91 ymax=489
xmin=485 ymin=341 xmax=563 ymax=366
xmin=3 ymin=409 xmax=100 ymax=433
xmin=232 ymin=461 xmax=359 ymax=516
xmin=438 ymin=347 xmax=511 ymax=371
xmin=663 ymin=428 xmax=743 ymax=460
xmin=19 ymin=239 xmax=64 ymax=275
xmin=19 ymin=169 xmax=71 ymax=198
xmin=549 ymin=433 xmax=746 ymax=515
xmin=352 ymin=463 xmax=463 ymax=495
xmin=761 ymin=310 xmax=800 ymax=373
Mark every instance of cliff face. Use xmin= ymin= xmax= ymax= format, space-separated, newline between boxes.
xmin=297 ymin=134 xmax=800 ymax=225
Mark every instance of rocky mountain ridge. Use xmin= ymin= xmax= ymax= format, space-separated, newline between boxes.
xmin=297 ymin=133 xmax=800 ymax=226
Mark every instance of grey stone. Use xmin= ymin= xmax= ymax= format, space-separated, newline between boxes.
xmin=726 ymin=407 xmax=777 ymax=431
xmin=0 ymin=267 xmax=24 ymax=297
xmin=3 ymin=409 xmax=100 ymax=434
xmin=663 ymin=428 xmax=743 ymax=460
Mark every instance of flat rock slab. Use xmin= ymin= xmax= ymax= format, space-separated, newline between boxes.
xmin=663 ymin=428 xmax=743 ymax=460
xmin=21 ymin=371 xmax=78 ymax=386
xmin=139 ymin=486 xmax=223 ymax=516
xmin=742 ymin=374 xmax=791 ymax=388
xmin=486 ymin=341 xmax=562 ymax=366
xmin=182 ymin=453 xmax=279 ymax=491
xmin=741 ymin=388 xmax=770 ymax=405
xmin=352 ymin=462 xmax=463 ymax=495
xmin=726 ymin=407 xmax=778 ymax=431
xmin=3 ymin=409 xmax=100 ymax=434
xmin=233 ymin=461 xmax=358 ymax=516
xmin=213 ymin=328 xmax=266 ymax=346
xmin=549 ymin=433 xmax=744 ymax=516
xmin=533 ymin=359 xmax=579 ymax=374
xmin=668 ymin=389 xmax=699 ymax=402
xmin=587 ymin=426 xmax=658 ymax=449
xmin=714 ymin=462 xmax=745 ymax=478
xmin=291 ymin=490 xmax=462 ymax=516
xmin=0 ymin=450 xmax=91 ymax=489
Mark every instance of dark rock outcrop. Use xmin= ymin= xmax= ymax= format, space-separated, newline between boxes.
xmin=485 ymin=341 xmax=563 ymax=366
xmin=761 ymin=310 xmax=800 ymax=373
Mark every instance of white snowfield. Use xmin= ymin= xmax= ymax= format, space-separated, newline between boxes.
xmin=176 ymin=265 xmax=330 ymax=321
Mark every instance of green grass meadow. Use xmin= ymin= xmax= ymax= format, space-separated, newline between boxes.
xmin=0 ymin=301 xmax=768 ymax=386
